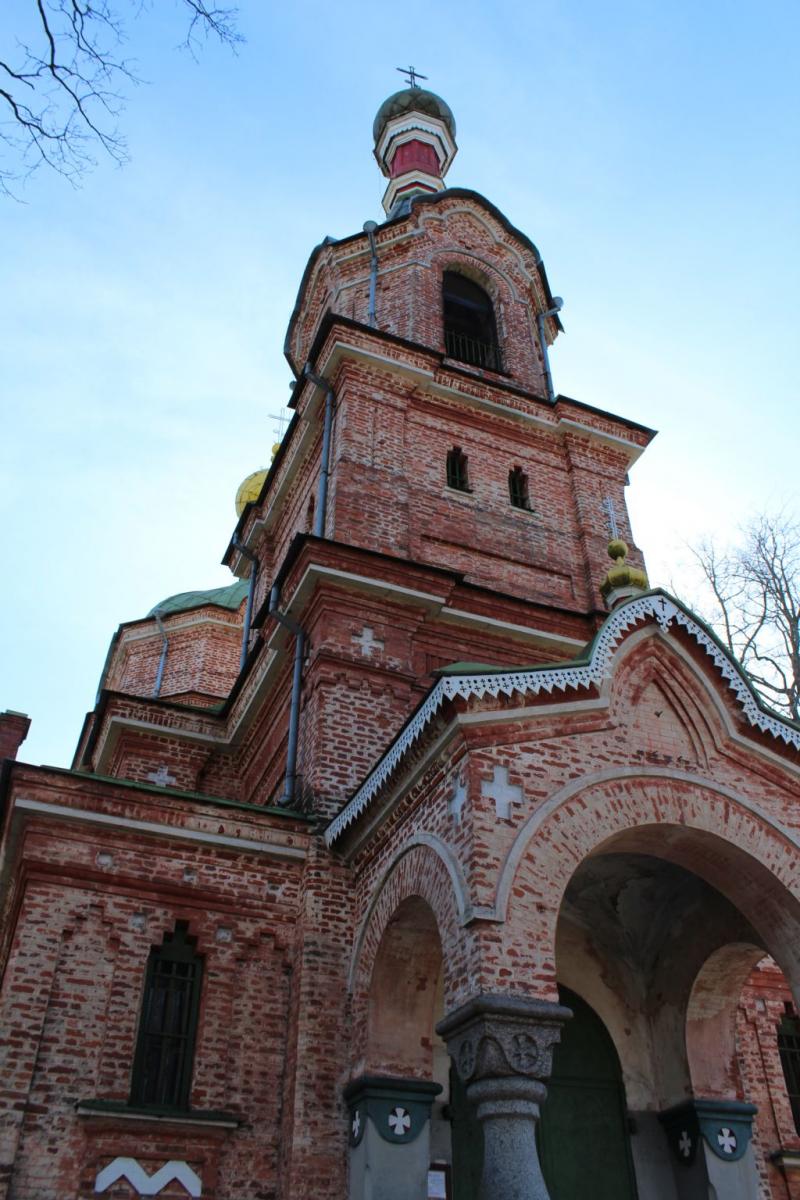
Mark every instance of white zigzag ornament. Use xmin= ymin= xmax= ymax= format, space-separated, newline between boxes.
xmin=325 ymin=592 xmax=800 ymax=844
xmin=94 ymin=1157 xmax=202 ymax=1197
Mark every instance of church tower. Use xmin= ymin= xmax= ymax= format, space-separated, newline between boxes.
xmin=1 ymin=81 xmax=800 ymax=1200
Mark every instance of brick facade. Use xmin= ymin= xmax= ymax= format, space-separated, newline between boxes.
xmin=2 ymin=90 xmax=799 ymax=1200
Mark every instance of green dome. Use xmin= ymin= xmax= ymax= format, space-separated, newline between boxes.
xmin=373 ymin=88 xmax=456 ymax=144
xmin=149 ymin=580 xmax=248 ymax=618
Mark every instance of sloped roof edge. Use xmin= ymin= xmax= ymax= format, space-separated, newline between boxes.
xmin=325 ymin=590 xmax=800 ymax=845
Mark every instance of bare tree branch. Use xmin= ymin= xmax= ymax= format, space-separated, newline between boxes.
xmin=688 ymin=512 xmax=800 ymax=721
xmin=1 ymin=0 xmax=241 ymax=195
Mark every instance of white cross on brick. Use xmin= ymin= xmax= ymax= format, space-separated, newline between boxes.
xmin=480 ymin=765 xmax=522 ymax=819
xmin=146 ymin=764 xmax=176 ymax=786
xmin=352 ymin=626 xmax=384 ymax=658
xmin=449 ymin=777 xmax=468 ymax=823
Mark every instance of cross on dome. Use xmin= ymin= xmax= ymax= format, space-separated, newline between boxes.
xmin=396 ymin=65 xmax=428 ymax=89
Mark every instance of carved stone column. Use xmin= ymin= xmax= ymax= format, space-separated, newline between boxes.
xmin=437 ymin=994 xmax=572 ymax=1200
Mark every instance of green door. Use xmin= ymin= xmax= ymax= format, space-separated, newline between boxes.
xmin=450 ymin=1064 xmax=483 ymax=1200
xmin=538 ymin=987 xmax=638 ymax=1200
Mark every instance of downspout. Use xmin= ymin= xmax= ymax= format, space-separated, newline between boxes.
xmin=152 ymin=608 xmax=168 ymax=698
xmin=269 ymin=583 xmax=306 ymax=808
xmin=536 ymin=297 xmax=564 ymax=404
xmin=303 ymin=364 xmax=335 ymax=538
xmin=232 ymin=535 xmax=258 ymax=672
xmin=363 ymin=220 xmax=379 ymax=328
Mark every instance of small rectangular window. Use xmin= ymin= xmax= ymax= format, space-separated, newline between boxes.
xmin=508 ymin=466 xmax=530 ymax=509
xmin=130 ymin=923 xmax=203 ymax=1110
xmin=446 ymin=447 xmax=469 ymax=492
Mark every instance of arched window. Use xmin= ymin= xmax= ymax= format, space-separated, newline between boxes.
xmin=778 ymin=1005 xmax=800 ymax=1133
xmin=508 ymin=466 xmax=530 ymax=509
xmin=130 ymin=922 xmax=203 ymax=1110
xmin=443 ymin=271 xmax=500 ymax=370
xmin=446 ymin=446 xmax=470 ymax=492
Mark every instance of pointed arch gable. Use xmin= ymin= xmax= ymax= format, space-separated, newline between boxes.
xmin=326 ymin=591 xmax=800 ymax=846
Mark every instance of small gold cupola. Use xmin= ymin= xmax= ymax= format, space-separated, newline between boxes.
xmin=600 ymin=538 xmax=649 ymax=608
xmin=234 ymin=468 xmax=268 ymax=518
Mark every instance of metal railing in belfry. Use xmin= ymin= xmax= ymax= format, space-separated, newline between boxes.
xmin=444 ymin=328 xmax=500 ymax=371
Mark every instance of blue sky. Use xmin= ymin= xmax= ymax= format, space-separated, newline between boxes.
xmin=2 ymin=0 xmax=798 ymax=767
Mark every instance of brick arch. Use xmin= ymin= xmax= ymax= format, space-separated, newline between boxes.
xmin=494 ymin=772 xmax=800 ymax=1003
xmin=349 ymin=841 xmax=468 ymax=1074
xmin=686 ymin=942 xmax=766 ymax=1098
xmin=435 ymin=249 xmax=518 ymax=305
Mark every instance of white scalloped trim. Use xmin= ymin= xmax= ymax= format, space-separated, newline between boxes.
xmin=325 ymin=594 xmax=800 ymax=845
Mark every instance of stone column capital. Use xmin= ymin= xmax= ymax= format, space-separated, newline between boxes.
xmin=436 ymin=993 xmax=573 ymax=1086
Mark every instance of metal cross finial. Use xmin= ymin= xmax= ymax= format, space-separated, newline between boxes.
xmin=396 ymin=65 xmax=428 ymax=89
xmin=603 ymin=496 xmax=620 ymax=539
xmin=269 ymin=410 xmax=289 ymax=442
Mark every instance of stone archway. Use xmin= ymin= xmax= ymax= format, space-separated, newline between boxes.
xmin=686 ymin=943 xmax=766 ymax=1100
xmin=495 ymin=774 xmax=800 ymax=1004
xmin=347 ymin=846 xmax=464 ymax=1200
xmin=365 ymin=895 xmax=444 ymax=1078
xmin=487 ymin=774 xmax=800 ymax=1200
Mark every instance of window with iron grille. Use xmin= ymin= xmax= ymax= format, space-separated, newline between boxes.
xmin=508 ymin=466 xmax=530 ymax=510
xmin=778 ymin=1010 xmax=800 ymax=1134
xmin=446 ymin=446 xmax=470 ymax=492
xmin=130 ymin=923 xmax=203 ymax=1110
xmin=442 ymin=272 xmax=500 ymax=371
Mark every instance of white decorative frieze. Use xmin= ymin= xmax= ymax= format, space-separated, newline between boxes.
xmin=325 ymin=592 xmax=800 ymax=845
xmin=94 ymin=1157 xmax=201 ymax=1197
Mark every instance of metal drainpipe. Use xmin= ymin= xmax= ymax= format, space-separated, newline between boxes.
xmin=363 ymin=220 xmax=379 ymax=328
xmin=536 ymin=297 xmax=564 ymax=404
xmin=152 ymin=609 xmax=168 ymax=697
xmin=269 ymin=583 xmax=306 ymax=807
xmin=303 ymin=364 xmax=335 ymax=538
xmin=232 ymin=535 xmax=258 ymax=672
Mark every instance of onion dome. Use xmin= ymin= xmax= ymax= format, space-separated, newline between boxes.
xmin=373 ymin=88 xmax=456 ymax=144
xmin=235 ymin=468 xmax=268 ymax=518
xmin=373 ymin=85 xmax=458 ymax=218
xmin=600 ymin=539 xmax=650 ymax=607
xmin=149 ymin=580 xmax=248 ymax=618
